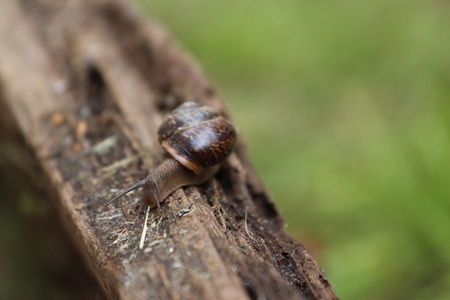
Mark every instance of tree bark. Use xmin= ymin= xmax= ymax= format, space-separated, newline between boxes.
xmin=0 ymin=0 xmax=337 ymax=299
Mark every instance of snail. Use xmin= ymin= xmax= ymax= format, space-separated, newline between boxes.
xmin=104 ymin=102 xmax=237 ymax=209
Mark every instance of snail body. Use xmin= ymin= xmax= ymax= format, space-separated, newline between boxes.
xmin=104 ymin=102 xmax=237 ymax=209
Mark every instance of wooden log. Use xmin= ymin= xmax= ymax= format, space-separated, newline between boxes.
xmin=0 ymin=0 xmax=337 ymax=299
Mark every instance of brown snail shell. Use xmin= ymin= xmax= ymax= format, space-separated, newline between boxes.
xmin=158 ymin=102 xmax=237 ymax=174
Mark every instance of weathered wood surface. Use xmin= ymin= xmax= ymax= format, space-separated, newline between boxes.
xmin=0 ymin=0 xmax=337 ymax=299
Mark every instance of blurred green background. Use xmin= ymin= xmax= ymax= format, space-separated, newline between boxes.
xmin=135 ymin=0 xmax=450 ymax=299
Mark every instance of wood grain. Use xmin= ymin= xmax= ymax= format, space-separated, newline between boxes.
xmin=0 ymin=0 xmax=337 ymax=299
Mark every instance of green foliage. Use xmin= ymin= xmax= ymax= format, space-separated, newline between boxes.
xmin=136 ymin=1 xmax=450 ymax=299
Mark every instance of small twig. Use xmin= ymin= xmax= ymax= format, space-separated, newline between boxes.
xmin=112 ymin=228 xmax=128 ymax=245
xmin=91 ymin=135 xmax=119 ymax=155
xmin=182 ymin=208 xmax=196 ymax=217
xmin=97 ymin=213 xmax=123 ymax=221
xmin=154 ymin=216 xmax=163 ymax=238
xmin=237 ymin=246 xmax=248 ymax=254
xmin=139 ymin=206 xmax=150 ymax=250
xmin=101 ymin=153 xmax=144 ymax=178
xmin=148 ymin=240 xmax=164 ymax=247
xmin=81 ymin=135 xmax=119 ymax=157
xmin=178 ymin=203 xmax=195 ymax=217
xmin=245 ymin=211 xmax=253 ymax=239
